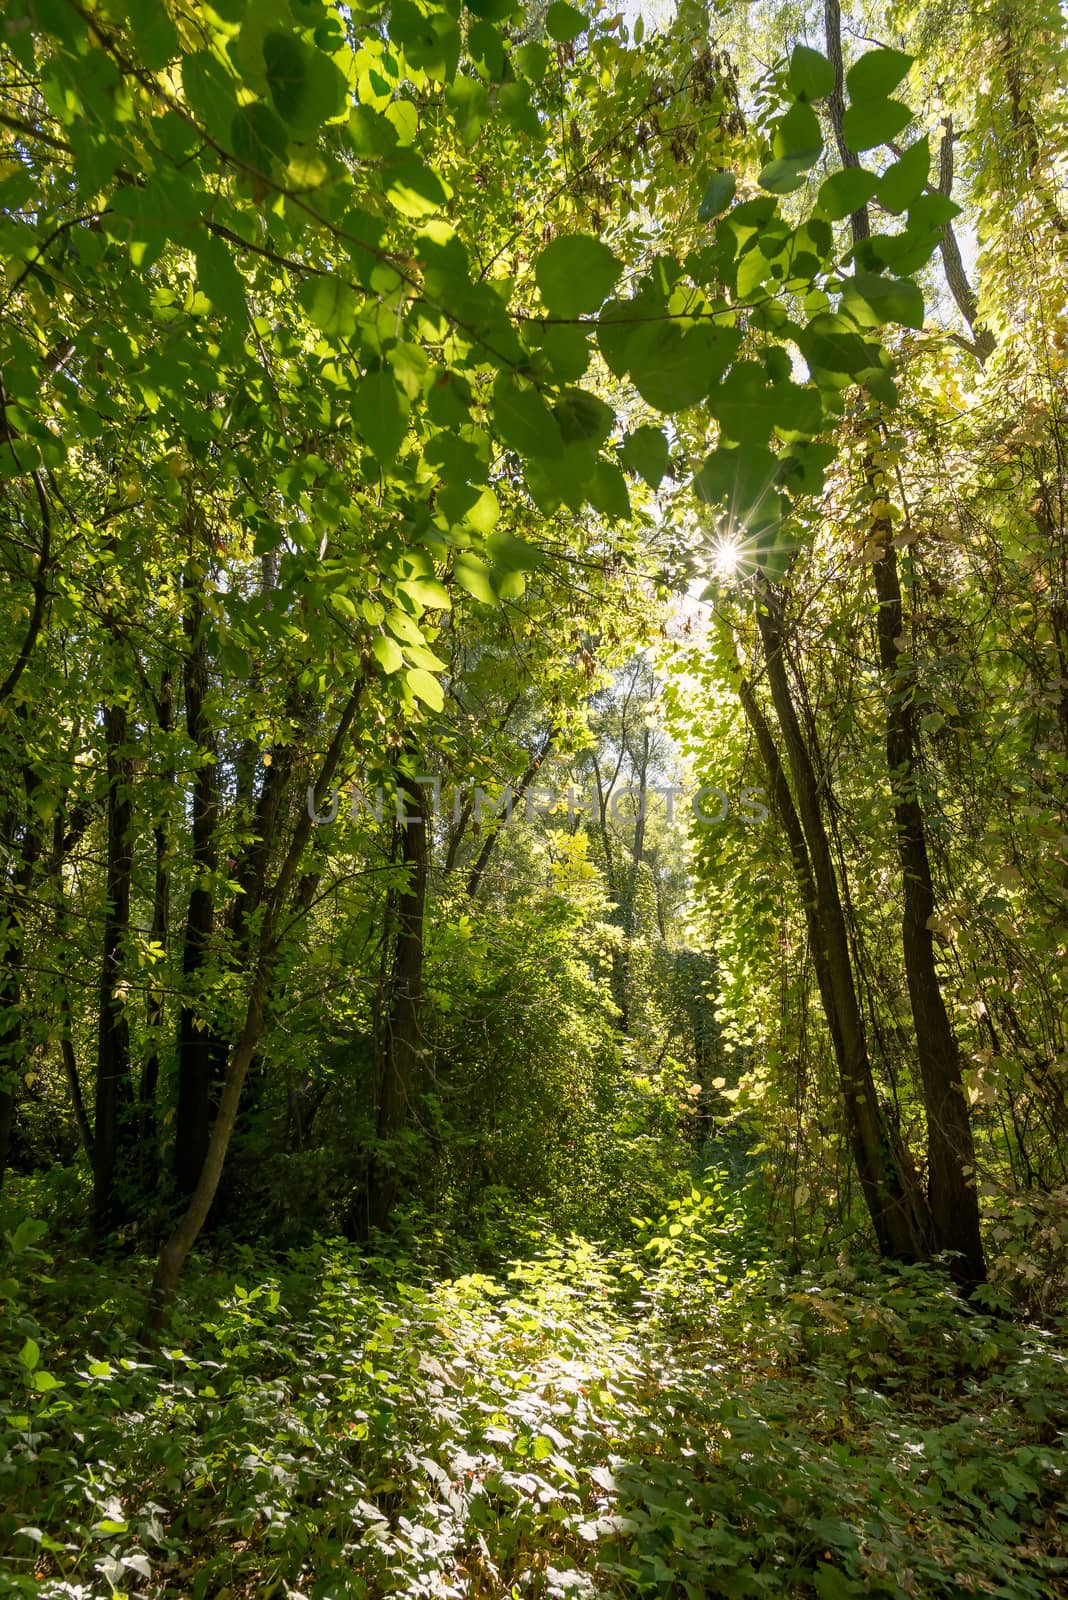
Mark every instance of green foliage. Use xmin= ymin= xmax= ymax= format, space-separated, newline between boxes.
xmin=1 ymin=1195 xmax=1066 ymax=1598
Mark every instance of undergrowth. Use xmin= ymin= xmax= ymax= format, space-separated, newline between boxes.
xmin=1 ymin=1177 xmax=1066 ymax=1599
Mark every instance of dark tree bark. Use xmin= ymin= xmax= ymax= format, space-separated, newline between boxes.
xmin=751 ymin=591 xmax=930 ymax=1261
xmin=368 ymin=767 xmax=429 ymax=1232
xmin=145 ymin=683 xmax=364 ymax=1332
xmin=869 ymin=518 xmax=986 ymax=1287
xmin=93 ymin=702 xmax=136 ymax=1233
xmin=141 ymin=668 xmax=174 ymax=1165
xmin=175 ymin=587 xmax=224 ymax=1195
xmin=823 ymin=0 xmax=986 ymax=1288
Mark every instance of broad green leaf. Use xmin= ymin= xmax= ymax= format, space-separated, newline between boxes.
xmin=528 ymin=322 xmax=591 ymax=383
xmin=488 ymin=530 xmax=543 ymax=571
xmin=385 ymin=157 xmax=451 ymax=218
xmin=759 ymin=157 xmax=811 ymax=195
xmin=492 ymin=373 xmax=563 ymax=457
xmin=693 ymin=444 xmax=783 ymax=530
xmin=446 ymin=75 xmax=489 ymax=144
xmin=620 ymin=425 xmax=670 ymax=489
xmin=535 ymin=234 xmax=622 ymax=318
xmin=698 ymin=171 xmax=736 ymax=221
xmin=127 ymin=0 xmax=180 ymax=69
xmin=390 ymin=1 xmax=461 ymax=79
xmin=842 ymin=97 xmax=913 ymax=153
xmin=876 ymin=137 xmax=930 ymax=212
xmin=453 ymin=552 xmax=496 ymax=603
xmin=842 ymin=272 xmax=924 ymax=328
xmin=817 ymin=167 xmax=877 ymax=220
xmin=230 ymin=102 xmax=289 ymax=174
xmin=797 ymin=312 xmax=873 ymax=382
xmin=586 ymin=461 xmax=630 ymax=520
xmin=400 ymin=576 xmax=451 ymax=610
xmin=788 ymin=44 xmax=834 ymax=101
xmin=406 ymin=667 xmax=444 ymax=710
xmin=263 ymin=29 xmax=348 ymax=133
xmin=545 ymin=2 xmax=587 ymax=42
xmin=908 ymin=191 xmax=960 ymax=228
xmin=353 ymin=369 xmax=410 ymax=463
xmin=182 ymin=52 xmax=240 ymax=146
xmin=468 ymin=20 xmax=505 ymax=80
xmin=554 ymin=388 xmax=613 ymax=446
xmin=846 ymin=47 xmax=913 ymax=102
xmin=19 ymin=1338 xmax=40 ymax=1372
xmin=773 ymin=101 xmax=822 ymax=163
xmin=194 ymin=234 xmax=246 ymax=321
xmin=499 ymin=80 xmax=542 ymax=138
xmin=299 ymin=275 xmax=360 ymax=338
xmin=373 ymin=635 xmax=404 ymax=673
xmin=514 ymin=42 xmax=550 ymax=80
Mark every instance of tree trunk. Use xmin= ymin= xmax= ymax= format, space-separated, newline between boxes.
xmin=369 ymin=768 xmax=429 ymax=1232
xmin=141 ymin=668 xmax=174 ymax=1166
xmin=752 ymin=591 xmax=930 ymax=1260
xmin=870 ymin=525 xmax=986 ymax=1287
xmin=144 ymin=683 xmax=363 ymax=1331
xmin=175 ymin=589 xmax=223 ymax=1195
xmin=93 ymin=702 xmax=136 ymax=1234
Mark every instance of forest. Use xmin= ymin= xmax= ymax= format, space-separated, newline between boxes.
xmin=1 ymin=0 xmax=1067 ymax=1593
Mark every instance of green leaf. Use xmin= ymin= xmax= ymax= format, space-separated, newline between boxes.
xmin=19 ymin=1338 xmax=40 ymax=1372
xmin=876 ymin=137 xmax=930 ymax=212
xmin=528 ymin=322 xmax=591 ymax=383
xmin=545 ymin=2 xmax=587 ymax=42
xmin=797 ymin=313 xmax=873 ymax=382
xmin=535 ymin=234 xmax=622 ymax=318
xmin=400 ymin=576 xmax=451 ymax=610
xmin=263 ymin=30 xmax=347 ymax=133
xmin=499 ymin=80 xmax=542 ymax=138
xmin=230 ymin=101 xmax=289 ymax=173
xmin=299 ymin=275 xmax=360 ymax=338
xmin=554 ymin=388 xmax=613 ymax=446
xmin=842 ymin=97 xmax=913 ymax=153
xmin=759 ymin=157 xmax=811 ymax=195
xmin=908 ymin=191 xmax=960 ymax=228
xmin=446 ymin=74 xmax=489 ymax=144
xmin=817 ymin=167 xmax=877 ymax=220
xmin=127 ymin=0 xmax=180 ymax=69
xmin=488 ymin=530 xmax=542 ymax=572
xmin=9 ymin=1218 xmax=46 ymax=1253
xmin=406 ymin=667 xmax=444 ymax=710
xmin=698 ymin=171 xmax=736 ymax=221
xmin=385 ymin=157 xmax=451 ymax=218
xmin=586 ymin=461 xmax=630 ymax=520
xmin=773 ymin=100 xmax=822 ymax=163
xmin=842 ymin=271 xmax=924 ymax=328
xmin=194 ymin=234 xmax=246 ymax=321
xmin=373 ymin=635 xmax=404 ymax=673
xmin=693 ymin=444 xmax=783 ymax=530
xmin=182 ymin=52 xmax=239 ymax=146
xmin=453 ymin=552 xmax=497 ymax=603
xmin=514 ymin=41 xmax=550 ymax=80
xmin=390 ymin=1 xmax=461 ymax=79
xmin=846 ymin=47 xmax=913 ymax=102
xmin=620 ymin=425 xmax=670 ymax=489
xmin=492 ymin=372 xmax=563 ymax=457
xmin=353 ymin=369 xmax=410 ymax=463
xmin=788 ymin=44 xmax=834 ymax=101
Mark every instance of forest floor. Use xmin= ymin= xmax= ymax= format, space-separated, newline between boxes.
xmin=2 ymin=1181 xmax=1068 ymax=1600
